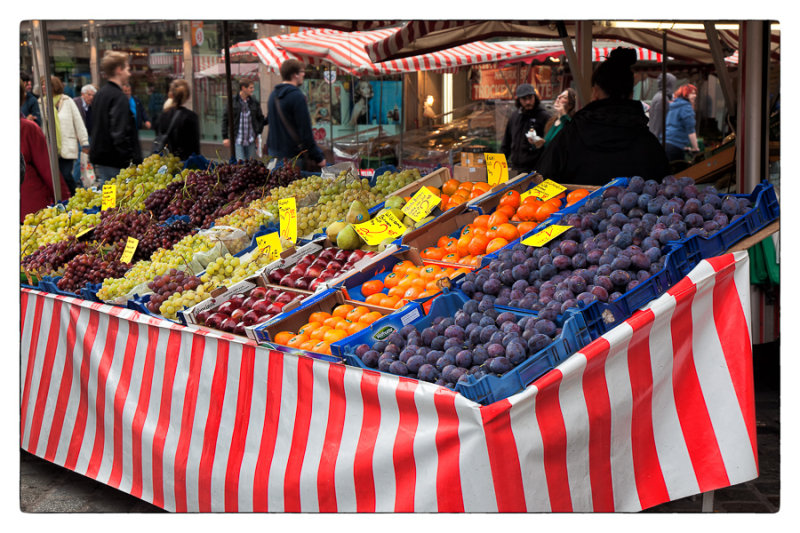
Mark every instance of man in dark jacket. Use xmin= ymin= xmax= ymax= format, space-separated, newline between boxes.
xmin=501 ymin=84 xmax=551 ymax=175
xmin=222 ymin=79 xmax=265 ymax=161
xmin=537 ymin=47 xmax=669 ymax=186
xmin=89 ymin=51 xmax=142 ymax=185
xmin=266 ymin=60 xmax=326 ymax=168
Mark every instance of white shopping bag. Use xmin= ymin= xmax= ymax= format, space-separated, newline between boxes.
xmin=80 ymin=152 xmax=96 ymax=189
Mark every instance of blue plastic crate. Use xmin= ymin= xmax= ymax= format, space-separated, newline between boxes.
xmin=126 ymin=293 xmax=187 ymax=325
xmin=79 ymin=282 xmax=104 ymax=303
xmin=337 ymin=290 xmax=593 ymax=405
xmin=370 ymin=164 xmax=399 ymax=186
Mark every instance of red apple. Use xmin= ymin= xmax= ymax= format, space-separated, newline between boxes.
xmin=229 ymin=294 xmax=247 ymax=307
xmin=221 ymin=317 xmax=239 ymax=332
xmin=267 ymin=302 xmax=285 ymax=315
xmin=351 ymin=249 xmax=367 ymax=261
xmin=310 ymin=279 xmax=323 ymax=291
xmin=327 ymin=260 xmax=343 ymax=272
xmin=306 ymin=264 xmax=324 ymax=278
xmin=333 ymin=250 xmax=349 ymax=262
xmin=250 ymin=286 xmax=268 ymax=299
xmin=319 ymin=248 xmax=336 ymax=261
xmin=233 ymin=322 xmax=247 ymax=336
xmin=267 ymin=269 xmax=287 ymax=284
xmin=252 ymin=299 xmax=272 ymax=316
xmin=280 ymin=274 xmax=298 ymax=288
xmin=242 ymin=309 xmax=262 ymax=326
xmin=295 ymin=277 xmax=314 ymax=290
xmin=241 ymin=296 xmax=260 ymax=311
xmin=276 ymin=292 xmax=294 ymax=304
xmin=231 ymin=308 xmax=245 ymax=321
xmin=197 ymin=309 xmax=213 ymax=324
xmin=265 ymin=288 xmax=282 ymax=301
xmin=206 ymin=312 xmax=227 ymax=329
xmin=217 ymin=300 xmax=239 ymax=315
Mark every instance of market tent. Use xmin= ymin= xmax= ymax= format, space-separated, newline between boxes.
xmin=364 ymin=20 xmax=780 ymax=65
xmin=196 ymin=61 xmax=259 ymax=79
xmin=228 ymin=36 xmax=296 ymax=73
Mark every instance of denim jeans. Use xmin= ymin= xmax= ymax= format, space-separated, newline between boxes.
xmin=234 ymin=143 xmax=256 ymax=161
xmin=58 ymin=157 xmax=77 ymax=196
xmin=93 ymin=165 xmax=122 ymax=186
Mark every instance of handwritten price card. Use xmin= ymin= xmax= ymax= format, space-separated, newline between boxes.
xmin=521 ymin=225 xmax=572 ymax=247
xmin=402 ymin=187 xmax=441 ymax=222
xmin=279 ymin=197 xmax=297 ymax=244
xmin=120 ymin=237 xmax=139 ymax=263
xmin=75 ymin=226 xmax=95 ymax=239
xmin=354 ymin=211 xmax=408 ymax=246
xmin=101 ymin=184 xmax=116 ymax=211
xmin=520 ymin=179 xmax=567 ymax=203
xmin=256 ymin=232 xmax=283 ymax=262
xmin=484 ymin=153 xmax=509 ymax=187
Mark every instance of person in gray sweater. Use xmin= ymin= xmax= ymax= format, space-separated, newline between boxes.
xmin=648 ymin=72 xmax=677 ymax=144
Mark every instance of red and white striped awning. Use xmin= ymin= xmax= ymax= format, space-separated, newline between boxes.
xmin=229 ymin=37 xmax=296 ymax=73
xmin=19 ymin=251 xmax=758 ymax=512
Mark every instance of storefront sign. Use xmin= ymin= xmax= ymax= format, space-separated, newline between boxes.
xmin=192 ymin=22 xmax=204 ymax=47
xmin=470 ymin=65 xmax=553 ymax=101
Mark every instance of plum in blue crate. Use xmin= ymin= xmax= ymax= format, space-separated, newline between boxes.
xmin=348 ymin=292 xmax=587 ymax=394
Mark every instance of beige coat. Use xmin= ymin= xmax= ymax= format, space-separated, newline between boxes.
xmin=56 ymin=95 xmax=89 ymax=160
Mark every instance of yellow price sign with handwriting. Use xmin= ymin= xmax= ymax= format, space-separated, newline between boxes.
xmin=101 ymin=184 xmax=117 ymax=211
xmin=521 ymin=225 xmax=573 ymax=247
xmin=354 ymin=211 xmax=408 ymax=246
xmin=256 ymin=232 xmax=283 ymax=262
xmin=484 ymin=153 xmax=509 ymax=187
xmin=402 ymin=187 xmax=441 ymax=222
xmin=520 ymin=179 xmax=568 ymax=203
xmin=120 ymin=237 xmax=139 ymax=263
xmin=279 ymin=197 xmax=297 ymax=244
xmin=75 ymin=226 xmax=95 ymax=239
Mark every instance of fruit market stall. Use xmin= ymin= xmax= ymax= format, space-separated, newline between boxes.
xmin=19 ymin=152 xmax=778 ymax=512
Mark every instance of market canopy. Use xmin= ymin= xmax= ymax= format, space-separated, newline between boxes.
xmin=364 ymin=20 xmax=780 ymax=64
xmin=232 ymin=28 xmax=664 ymax=77
xmin=196 ymin=61 xmax=259 ymax=80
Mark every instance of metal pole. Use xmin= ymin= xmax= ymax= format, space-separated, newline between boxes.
xmin=89 ymin=20 xmax=99 ymax=88
xmin=31 ymin=20 xmax=62 ymax=203
xmin=222 ymin=21 xmax=235 ymax=161
xmin=704 ymin=21 xmax=737 ymax=116
xmin=736 ymin=20 xmax=768 ymax=194
xmin=661 ymin=30 xmax=668 ymax=148
xmin=182 ymin=21 xmax=193 ymax=111
xmin=329 ymin=66 xmax=334 ymax=152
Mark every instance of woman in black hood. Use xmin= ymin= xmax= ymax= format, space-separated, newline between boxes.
xmin=536 ymin=47 xmax=669 ymax=185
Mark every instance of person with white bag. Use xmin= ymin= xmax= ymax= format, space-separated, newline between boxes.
xmin=42 ymin=75 xmax=89 ymax=195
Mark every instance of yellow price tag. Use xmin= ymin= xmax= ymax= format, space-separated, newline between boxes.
xmin=520 ymin=179 xmax=568 ymax=203
xmin=101 ymin=184 xmax=116 ymax=211
xmin=521 ymin=225 xmax=573 ymax=247
xmin=75 ymin=226 xmax=95 ymax=239
xmin=354 ymin=211 xmax=408 ymax=246
xmin=256 ymin=232 xmax=283 ymax=262
xmin=120 ymin=236 xmax=139 ymax=263
xmin=402 ymin=187 xmax=441 ymax=223
xmin=279 ymin=197 xmax=297 ymax=244
xmin=484 ymin=153 xmax=509 ymax=187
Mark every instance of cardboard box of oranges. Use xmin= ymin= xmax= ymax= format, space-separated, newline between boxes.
xmin=385 ymin=167 xmax=496 ymax=211
xmin=246 ymin=287 xmax=396 ymax=356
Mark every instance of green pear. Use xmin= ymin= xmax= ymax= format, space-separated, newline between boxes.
xmin=346 ymin=200 xmax=370 ymax=224
xmin=336 ymin=224 xmax=361 ymax=250
xmin=385 ymin=196 xmax=406 ymax=210
xmin=326 ymin=220 xmax=347 ymax=242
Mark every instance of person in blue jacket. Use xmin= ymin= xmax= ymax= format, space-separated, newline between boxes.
xmin=664 ymin=83 xmax=700 ymax=162
xmin=266 ymin=59 xmax=326 ymax=169
xmin=20 ymin=72 xmax=42 ymax=126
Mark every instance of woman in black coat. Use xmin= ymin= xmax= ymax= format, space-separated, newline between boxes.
xmin=155 ymin=79 xmax=200 ymax=161
xmin=536 ymin=48 xmax=669 ymax=186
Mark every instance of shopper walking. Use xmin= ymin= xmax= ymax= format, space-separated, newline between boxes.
xmin=72 ymin=84 xmax=96 ymax=186
xmin=648 ymin=72 xmax=677 ymax=144
xmin=266 ymin=60 xmax=326 ymax=168
xmin=20 ymin=72 xmax=42 ymax=126
xmin=222 ymin=78 xmax=265 ymax=161
xmin=543 ymin=88 xmax=577 ymax=146
xmin=20 ymin=81 xmax=71 ymax=222
xmin=123 ymin=83 xmax=152 ymax=131
xmin=154 ymin=79 xmax=200 ymax=161
xmin=537 ymin=47 xmax=669 ymax=185
xmin=664 ymin=83 xmax=700 ymax=162
xmin=41 ymin=76 xmax=89 ymax=196
xmin=500 ymin=83 xmax=551 ymax=175
xmin=89 ymin=51 xmax=142 ymax=185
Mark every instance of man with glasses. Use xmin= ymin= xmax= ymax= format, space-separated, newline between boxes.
xmin=266 ymin=59 xmax=326 ymax=169
xmin=222 ymin=78 xmax=265 ymax=161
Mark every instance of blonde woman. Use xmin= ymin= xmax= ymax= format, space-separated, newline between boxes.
xmin=42 ymin=75 xmax=88 ymax=195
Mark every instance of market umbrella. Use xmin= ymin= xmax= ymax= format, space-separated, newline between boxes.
xmin=196 ymin=61 xmax=259 ymax=79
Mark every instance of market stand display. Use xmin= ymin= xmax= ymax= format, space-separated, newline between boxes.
xmin=19 ymin=152 xmax=777 ymax=512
